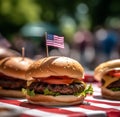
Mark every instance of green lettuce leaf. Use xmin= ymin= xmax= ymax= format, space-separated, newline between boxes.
xmin=75 ymin=84 xmax=93 ymax=97
xmin=44 ymin=88 xmax=60 ymax=96
xmin=22 ymin=88 xmax=35 ymax=96
xmin=110 ymin=87 xmax=120 ymax=91
xmin=22 ymin=84 xmax=93 ymax=97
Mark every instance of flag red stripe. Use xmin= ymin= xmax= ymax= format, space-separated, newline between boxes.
xmin=46 ymin=41 xmax=64 ymax=45
xmin=47 ymin=43 xmax=64 ymax=47
xmin=46 ymin=42 xmax=64 ymax=48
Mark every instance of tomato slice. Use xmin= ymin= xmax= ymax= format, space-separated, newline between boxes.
xmin=41 ymin=76 xmax=74 ymax=84
xmin=108 ymin=70 xmax=120 ymax=77
xmin=108 ymin=70 xmax=115 ymax=76
xmin=112 ymin=72 xmax=120 ymax=77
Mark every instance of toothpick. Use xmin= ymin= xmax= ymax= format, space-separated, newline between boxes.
xmin=22 ymin=47 xmax=25 ymax=60
xmin=45 ymin=32 xmax=49 ymax=57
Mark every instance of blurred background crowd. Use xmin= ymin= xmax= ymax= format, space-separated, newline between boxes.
xmin=0 ymin=0 xmax=120 ymax=70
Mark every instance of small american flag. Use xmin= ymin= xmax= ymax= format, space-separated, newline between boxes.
xmin=46 ymin=34 xmax=64 ymax=48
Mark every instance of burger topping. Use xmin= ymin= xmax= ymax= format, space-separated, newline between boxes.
xmin=107 ymin=79 xmax=120 ymax=91
xmin=27 ymin=76 xmax=83 ymax=86
xmin=22 ymin=83 xmax=93 ymax=97
xmin=102 ymin=70 xmax=120 ymax=91
xmin=22 ymin=76 xmax=93 ymax=97
xmin=107 ymin=70 xmax=120 ymax=77
xmin=0 ymin=75 xmax=26 ymax=90
xmin=102 ymin=75 xmax=119 ymax=88
xmin=38 ymin=76 xmax=75 ymax=85
xmin=27 ymin=81 xmax=85 ymax=95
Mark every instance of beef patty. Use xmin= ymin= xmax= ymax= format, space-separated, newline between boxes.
xmin=0 ymin=75 xmax=26 ymax=90
xmin=107 ymin=79 xmax=120 ymax=89
xmin=28 ymin=81 xmax=85 ymax=95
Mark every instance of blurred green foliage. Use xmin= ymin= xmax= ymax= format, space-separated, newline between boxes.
xmin=0 ymin=0 xmax=40 ymax=36
xmin=1 ymin=0 xmax=120 ymax=42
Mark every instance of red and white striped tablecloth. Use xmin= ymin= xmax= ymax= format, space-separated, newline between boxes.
xmin=0 ymin=83 xmax=120 ymax=117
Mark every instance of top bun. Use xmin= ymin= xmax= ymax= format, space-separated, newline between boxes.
xmin=26 ymin=56 xmax=84 ymax=80
xmin=0 ymin=57 xmax=34 ymax=80
xmin=94 ymin=59 xmax=120 ymax=81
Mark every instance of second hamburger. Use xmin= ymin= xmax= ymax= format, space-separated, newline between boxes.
xmin=0 ymin=57 xmax=34 ymax=98
xmin=94 ymin=59 xmax=120 ymax=100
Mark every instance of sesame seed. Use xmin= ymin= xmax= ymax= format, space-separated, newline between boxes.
xmin=67 ymin=65 xmax=70 ymax=68
xmin=73 ymin=67 xmax=76 ymax=70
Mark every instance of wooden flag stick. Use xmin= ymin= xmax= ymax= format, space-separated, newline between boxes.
xmin=45 ymin=32 xmax=49 ymax=57
xmin=46 ymin=45 xmax=49 ymax=57
xmin=22 ymin=47 xmax=25 ymax=60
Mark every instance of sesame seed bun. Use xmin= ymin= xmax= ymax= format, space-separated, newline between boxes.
xmin=94 ymin=59 xmax=120 ymax=81
xmin=0 ymin=88 xmax=25 ymax=98
xmin=0 ymin=57 xmax=34 ymax=80
xmin=26 ymin=94 xmax=85 ymax=106
xmin=26 ymin=56 xmax=84 ymax=80
xmin=0 ymin=57 xmax=34 ymax=98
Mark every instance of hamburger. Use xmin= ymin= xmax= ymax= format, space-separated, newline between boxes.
xmin=0 ymin=57 xmax=34 ymax=98
xmin=23 ymin=56 xmax=93 ymax=106
xmin=94 ymin=59 xmax=120 ymax=100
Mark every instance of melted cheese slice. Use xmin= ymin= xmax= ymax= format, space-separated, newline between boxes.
xmin=102 ymin=75 xmax=119 ymax=88
xmin=27 ymin=80 xmax=34 ymax=86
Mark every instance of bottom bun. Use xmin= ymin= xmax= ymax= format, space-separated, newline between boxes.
xmin=0 ymin=89 xmax=25 ymax=98
xmin=101 ymin=87 xmax=120 ymax=100
xmin=26 ymin=94 xmax=85 ymax=106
